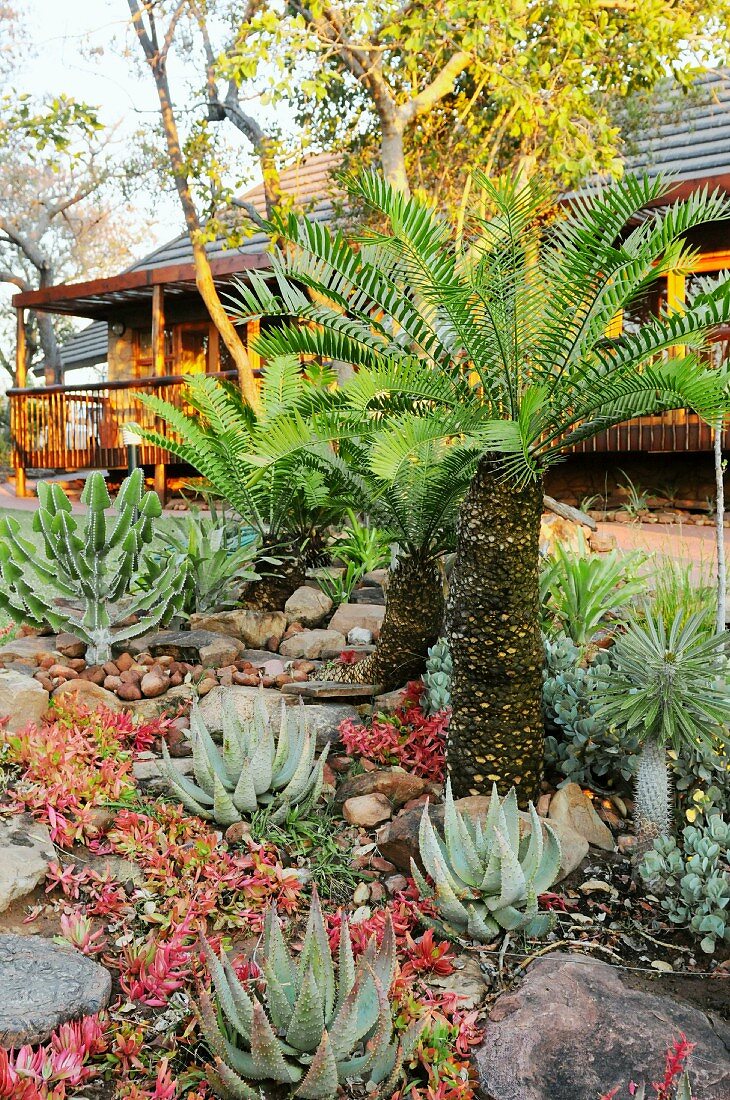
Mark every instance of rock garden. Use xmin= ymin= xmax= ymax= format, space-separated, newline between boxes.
xmin=0 ymin=176 xmax=728 ymax=1100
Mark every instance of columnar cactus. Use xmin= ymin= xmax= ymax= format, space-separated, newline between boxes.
xmin=198 ymin=889 xmax=420 ymax=1099
xmin=421 ymin=637 xmax=452 ymax=715
xmin=159 ymin=693 xmax=329 ymax=826
xmin=0 ymin=470 xmax=182 ymax=664
xmin=412 ymin=781 xmax=562 ymax=942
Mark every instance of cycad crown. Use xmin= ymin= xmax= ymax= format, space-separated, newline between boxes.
xmin=412 ymin=780 xmax=561 ymax=942
xmin=199 ymin=889 xmax=421 ymax=1100
xmin=0 ymin=469 xmax=182 ymax=665
xmin=160 ymin=692 xmax=329 ymax=826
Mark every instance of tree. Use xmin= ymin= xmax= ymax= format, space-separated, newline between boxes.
xmin=229 ymin=171 xmax=730 ymax=804
xmin=227 ymin=0 xmax=730 ymax=205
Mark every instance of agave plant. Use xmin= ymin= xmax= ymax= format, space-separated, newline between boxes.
xmin=159 ymin=693 xmax=329 ymax=826
xmin=198 ymin=889 xmax=421 ymax=1099
xmin=411 ymin=780 xmax=562 ymax=941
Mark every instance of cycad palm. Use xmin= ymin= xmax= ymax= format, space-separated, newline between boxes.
xmin=135 ymin=357 xmax=344 ymax=609
xmin=246 ymin=393 xmax=479 ymax=688
xmin=230 ymin=172 xmax=730 ymax=801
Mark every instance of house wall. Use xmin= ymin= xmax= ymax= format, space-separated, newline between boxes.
xmin=106 ymin=299 xmax=213 ymax=382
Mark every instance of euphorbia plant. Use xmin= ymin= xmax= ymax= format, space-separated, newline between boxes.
xmin=232 ymin=171 xmax=730 ymax=801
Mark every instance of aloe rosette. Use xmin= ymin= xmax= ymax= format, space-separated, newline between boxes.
xmin=160 ymin=692 xmax=329 ymax=826
xmin=198 ymin=889 xmax=421 ymax=1099
xmin=411 ymin=780 xmax=562 ymax=941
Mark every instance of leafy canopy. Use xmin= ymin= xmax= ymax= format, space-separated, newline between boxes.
xmin=229 ymin=171 xmax=730 ymax=490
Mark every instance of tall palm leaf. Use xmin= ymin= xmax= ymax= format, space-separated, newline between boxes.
xmin=134 ymin=357 xmax=346 ymax=609
xmin=229 ymin=173 xmax=730 ymax=801
xmin=246 ymin=393 xmax=479 ymax=688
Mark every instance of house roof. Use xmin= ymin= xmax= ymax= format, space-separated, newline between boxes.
xmin=31 ymin=319 xmax=109 ymax=377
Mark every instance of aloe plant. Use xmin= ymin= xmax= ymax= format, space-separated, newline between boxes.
xmin=411 ymin=780 xmax=561 ymax=941
xmin=198 ymin=889 xmax=421 ymax=1099
xmin=159 ymin=692 xmax=329 ymax=826
xmin=0 ymin=469 xmax=182 ymax=664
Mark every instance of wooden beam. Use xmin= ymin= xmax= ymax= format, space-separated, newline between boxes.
xmin=246 ymin=318 xmax=262 ymax=375
xmin=151 ymin=285 xmax=167 ymax=502
xmin=14 ymin=308 xmax=27 ymax=498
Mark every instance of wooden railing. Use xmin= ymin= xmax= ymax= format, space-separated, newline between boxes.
xmin=7 ymin=371 xmax=239 ymax=474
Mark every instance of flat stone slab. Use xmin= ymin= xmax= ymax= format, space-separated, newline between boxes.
xmin=0 ymin=635 xmax=60 ymax=663
xmin=475 ymin=953 xmax=730 ymax=1100
xmin=280 ymin=680 xmax=383 ymax=700
xmin=0 ymin=814 xmax=54 ymax=913
xmin=0 ymin=934 xmax=112 ymax=1047
xmin=125 ymin=629 xmax=243 ymax=663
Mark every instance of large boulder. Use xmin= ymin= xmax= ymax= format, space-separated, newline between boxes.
xmin=475 ymin=954 xmax=730 ymax=1100
xmin=376 ymin=794 xmax=588 ymax=882
xmin=0 ymin=670 xmax=49 ymax=731
xmin=0 ymin=636 xmax=60 ymax=664
xmin=335 ymin=767 xmax=437 ymax=812
xmin=329 ymin=603 xmax=385 ymax=641
xmin=0 ymin=934 xmax=112 ymax=1047
xmin=284 ymin=586 xmax=333 ymax=628
xmin=197 ymin=685 xmax=357 ymax=752
xmin=190 ymin=610 xmax=287 ymax=649
xmin=548 ymin=783 xmax=615 ymax=851
xmin=0 ymin=815 xmax=54 ymax=913
xmin=51 ymin=679 xmax=124 ymax=712
xmin=127 ymin=629 xmax=244 ymax=665
xmin=279 ymin=629 xmax=347 ymax=660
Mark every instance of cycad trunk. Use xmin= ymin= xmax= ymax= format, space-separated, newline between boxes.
xmin=240 ymin=541 xmax=306 ymax=612
xmin=329 ymin=554 xmax=446 ymax=692
xmin=446 ymin=456 xmax=544 ymax=805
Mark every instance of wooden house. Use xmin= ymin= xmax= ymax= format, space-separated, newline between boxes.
xmin=7 ymin=74 xmax=730 ymax=500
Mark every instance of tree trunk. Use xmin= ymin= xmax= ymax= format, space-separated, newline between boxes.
xmin=634 ymin=736 xmax=670 ymax=853
xmin=380 ymin=121 xmax=410 ymax=196
xmin=329 ymin=553 xmax=446 ymax=691
xmin=239 ymin=542 xmax=306 ymax=612
xmin=715 ymin=421 xmax=726 ymax=636
xmin=445 ymin=456 xmax=544 ymax=805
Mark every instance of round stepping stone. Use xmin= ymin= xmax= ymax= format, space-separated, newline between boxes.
xmin=0 ymin=934 xmax=112 ymax=1047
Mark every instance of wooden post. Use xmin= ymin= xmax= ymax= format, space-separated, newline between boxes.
xmin=151 ymin=284 xmax=167 ymax=502
xmin=14 ymin=308 xmax=28 ymax=498
xmin=246 ymin=319 xmax=262 ymax=376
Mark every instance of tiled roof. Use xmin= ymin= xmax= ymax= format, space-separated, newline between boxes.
xmin=34 ymin=318 xmax=108 ymax=376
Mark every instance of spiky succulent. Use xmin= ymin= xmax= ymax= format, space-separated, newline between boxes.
xmin=160 ymin=693 xmax=329 ymax=826
xmin=421 ymin=637 xmax=452 ymax=715
xmin=411 ymin=780 xmax=562 ymax=942
xmin=198 ymin=889 xmax=421 ymax=1099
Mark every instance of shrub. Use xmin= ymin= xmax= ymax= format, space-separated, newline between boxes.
xmin=411 ymin=780 xmax=561 ymax=942
xmin=339 ymin=682 xmax=448 ymax=780
xmin=639 ymin=814 xmax=730 ymax=954
xmin=0 ymin=470 xmax=182 ymax=663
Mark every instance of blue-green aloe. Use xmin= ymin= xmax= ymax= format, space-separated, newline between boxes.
xmin=412 ymin=780 xmax=562 ymax=941
xmin=198 ymin=889 xmax=421 ymax=1099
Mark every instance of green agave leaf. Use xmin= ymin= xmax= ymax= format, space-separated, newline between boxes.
xmin=299 ymin=888 xmax=336 ymax=1022
xmin=532 ymin=821 xmax=562 ymax=895
xmin=285 ymin=963 xmax=326 ymax=1053
xmin=201 ymin=938 xmax=254 ymax=1041
xmin=466 ymin=903 xmax=500 ymax=942
xmin=486 ymin=828 xmax=527 ymax=912
xmin=336 ymin=918 xmax=356 ymax=1012
xmin=263 ymin=956 xmax=295 ymax=1032
xmin=206 ymin=1058 xmax=260 ymax=1100
xmin=213 ymin=773 xmax=243 ymax=827
xmin=232 ymin=765 xmax=259 ymax=816
xmin=250 ymin=999 xmax=300 ymax=1084
xmin=295 ymin=1030 xmax=339 ymax=1099
xmin=263 ymin=904 xmax=298 ymax=1002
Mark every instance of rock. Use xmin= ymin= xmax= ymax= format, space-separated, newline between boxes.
xmin=0 ymin=815 xmax=54 ymax=913
xmin=0 ymin=670 xmax=49 ymax=731
xmin=55 ymin=632 xmax=86 ymax=659
xmin=329 ymin=603 xmax=385 ymax=641
xmin=343 ymin=793 xmax=393 ymax=827
xmin=373 ymin=686 xmax=409 ymax=714
xmin=199 ymin=635 xmax=246 ymax=668
xmin=281 ymin=680 xmax=380 ymax=700
xmin=475 ymin=954 xmax=730 ymax=1100
xmin=0 ymin=635 xmax=60 ymax=663
xmin=539 ymin=513 xmax=585 ymax=556
xmin=285 ymin=586 xmax=333 ymax=627
xmin=347 ymin=626 xmax=373 ymax=645
xmin=240 ymin=649 xmax=279 ymax=667
xmin=384 ymin=873 xmax=408 ymax=895
xmin=126 ymin=683 xmax=195 ymax=720
xmin=51 ymin=678 xmax=125 ymax=712
xmin=190 ymin=610 xmax=287 ymax=649
xmin=132 ymin=755 xmax=195 ymax=781
xmin=299 ymin=703 xmax=360 ymax=751
xmin=427 ymin=955 xmax=488 ymax=1010
xmin=350 ymin=587 xmax=385 ymax=605
xmin=376 ymin=795 xmax=588 ymax=882
xmin=117 ymin=682 xmax=142 ymax=702
xmin=262 ymin=659 xmax=285 ymax=677
xmin=140 ymin=670 xmax=169 ymax=698
xmin=363 ymin=569 xmax=389 ymax=589
xmin=128 ymin=629 xmax=243 ymax=664
xmin=198 ymin=684 xmax=291 ymax=731
xmin=0 ymin=934 xmax=112 ymax=1047
xmin=335 ymin=768 xmax=435 ymax=812
xmin=279 ymin=629 xmax=347 ymax=660
xmin=549 ymin=783 xmax=615 ymax=851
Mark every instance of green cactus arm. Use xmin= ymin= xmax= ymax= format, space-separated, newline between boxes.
xmin=263 ymin=904 xmax=298 ymax=1002
xmin=295 ymin=1030 xmax=339 ymax=1100
xmin=114 ymin=469 xmax=143 ymax=511
xmin=51 ymin=511 xmax=92 ymax=582
xmin=298 ymin=888 xmax=336 ymax=1024
xmin=213 ymin=774 xmax=243 ymax=826
xmin=250 ymin=1000 xmax=301 ymax=1084
xmin=202 ymin=938 xmax=254 ymax=1040
xmin=81 ymin=471 xmax=112 ymax=511
xmin=107 ymin=499 xmax=136 ymax=550
xmin=206 ymin=1058 xmax=260 ymax=1100
xmin=285 ymin=964 xmax=327 ymax=1053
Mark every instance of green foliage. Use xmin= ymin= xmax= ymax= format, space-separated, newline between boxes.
xmin=543 ymin=633 xmax=639 ymax=789
xmin=316 ymin=562 xmax=365 ymax=610
xmin=198 ymin=890 xmax=420 ymax=1099
xmin=142 ymin=509 xmax=261 ymax=616
xmin=421 ymin=637 xmax=452 ymax=715
xmin=540 ymin=533 xmax=646 ymax=644
xmin=0 ymin=470 xmax=182 ymax=664
xmin=330 ymin=510 xmax=391 ymax=574
xmin=639 ymin=814 xmax=730 ymax=954
xmin=229 ymin=172 xmax=730 ymax=497
xmin=159 ymin=693 xmax=329 ymax=827
xmin=642 ymin=556 xmax=716 ymax=634
xmin=134 ymin=357 xmax=346 ymax=553
xmin=411 ymin=780 xmax=561 ymax=942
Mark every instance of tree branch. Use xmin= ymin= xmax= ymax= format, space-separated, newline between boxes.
xmin=399 ymin=50 xmax=472 ymax=124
